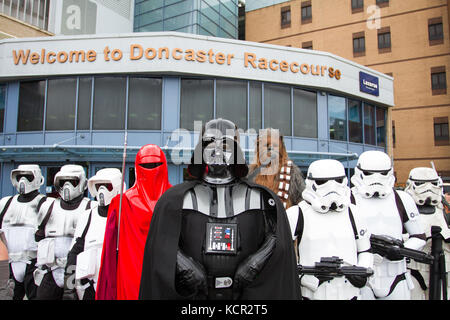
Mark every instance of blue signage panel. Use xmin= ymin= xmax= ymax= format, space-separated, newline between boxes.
xmin=359 ymin=71 xmax=379 ymax=96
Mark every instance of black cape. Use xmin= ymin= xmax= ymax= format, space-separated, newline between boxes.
xmin=138 ymin=178 xmax=301 ymax=300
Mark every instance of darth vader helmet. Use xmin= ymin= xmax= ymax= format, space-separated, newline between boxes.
xmin=188 ymin=118 xmax=248 ymax=184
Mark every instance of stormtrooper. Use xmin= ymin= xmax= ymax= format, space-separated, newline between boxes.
xmin=286 ymin=159 xmax=373 ymax=300
xmin=63 ymin=168 xmax=124 ymax=300
xmin=0 ymin=164 xmax=47 ymax=300
xmin=34 ymin=164 xmax=95 ymax=300
xmin=350 ymin=150 xmax=426 ymax=300
xmin=139 ymin=118 xmax=300 ymax=300
xmin=404 ymin=167 xmax=449 ymax=300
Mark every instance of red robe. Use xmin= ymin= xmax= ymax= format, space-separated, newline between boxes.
xmin=96 ymin=144 xmax=171 ymax=300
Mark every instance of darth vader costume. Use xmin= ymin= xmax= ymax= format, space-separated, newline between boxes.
xmin=96 ymin=144 xmax=172 ymax=300
xmin=139 ymin=119 xmax=300 ymax=300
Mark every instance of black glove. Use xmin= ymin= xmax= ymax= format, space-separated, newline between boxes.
xmin=346 ymin=275 xmax=368 ymax=288
xmin=175 ymin=249 xmax=208 ymax=298
xmin=233 ymin=234 xmax=276 ymax=292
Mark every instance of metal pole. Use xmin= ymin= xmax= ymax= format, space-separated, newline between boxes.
xmin=116 ymin=131 xmax=128 ymax=252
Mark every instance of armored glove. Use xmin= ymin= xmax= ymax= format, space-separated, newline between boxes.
xmin=233 ymin=234 xmax=276 ymax=295
xmin=175 ymin=249 xmax=208 ymax=298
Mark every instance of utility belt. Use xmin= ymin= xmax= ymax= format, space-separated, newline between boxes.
xmin=8 ymin=250 xmax=37 ymax=263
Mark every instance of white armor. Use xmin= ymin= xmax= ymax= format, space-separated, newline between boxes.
xmin=0 ymin=164 xmax=46 ymax=286
xmin=0 ymin=193 xmax=46 ymax=282
xmin=286 ymin=159 xmax=372 ymax=300
xmin=54 ymin=165 xmax=88 ymax=202
xmin=351 ymin=151 xmax=426 ymax=300
xmin=405 ymin=167 xmax=449 ymax=300
xmin=34 ymin=197 xmax=92 ymax=288
xmin=72 ymin=168 xmax=123 ymax=299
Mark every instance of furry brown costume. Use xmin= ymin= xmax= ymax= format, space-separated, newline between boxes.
xmin=248 ymin=128 xmax=305 ymax=209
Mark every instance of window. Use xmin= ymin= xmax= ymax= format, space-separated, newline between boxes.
xmin=429 ymin=18 xmax=444 ymax=45
xmin=302 ymin=41 xmax=313 ymax=50
xmin=293 ymin=88 xmax=317 ymax=138
xmin=351 ymin=0 xmax=364 ymax=13
xmin=376 ymin=107 xmax=386 ymax=147
xmin=264 ymin=84 xmax=291 ymax=137
xmin=376 ymin=0 xmax=389 ymax=8
xmin=328 ymin=95 xmax=347 ymax=141
xmin=431 ymin=67 xmax=447 ymax=95
xmin=364 ymin=104 xmax=376 ymax=145
xmin=128 ymin=77 xmax=162 ymax=130
xmin=18 ymin=80 xmax=45 ymax=131
xmin=378 ymin=27 xmax=391 ymax=53
xmin=77 ymin=78 xmax=92 ymax=130
xmin=281 ymin=6 xmax=291 ymax=28
xmin=434 ymin=117 xmax=449 ymax=146
xmin=46 ymin=78 xmax=77 ymax=131
xmin=93 ymin=77 xmax=126 ymax=130
xmin=353 ymin=32 xmax=365 ymax=57
xmin=348 ymin=99 xmax=362 ymax=143
xmin=0 ymin=85 xmax=5 ymax=132
xmin=249 ymin=82 xmax=262 ymax=131
xmin=180 ymin=78 xmax=213 ymax=131
xmin=301 ymin=1 xmax=312 ymax=24
xmin=216 ymin=79 xmax=247 ymax=130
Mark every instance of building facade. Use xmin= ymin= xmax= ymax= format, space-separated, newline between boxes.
xmin=134 ymin=0 xmax=239 ymax=39
xmin=0 ymin=32 xmax=392 ymax=197
xmin=245 ymin=0 xmax=450 ymax=186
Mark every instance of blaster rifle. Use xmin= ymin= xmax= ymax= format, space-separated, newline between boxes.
xmin=297 ymin=256 xmax=374 ymax=279
xmin=370 ymin=234 xmax=433 ymax=265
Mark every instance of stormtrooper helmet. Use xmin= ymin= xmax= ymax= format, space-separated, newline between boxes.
xmin=54 ymin=164 xmax=87 ymax=202
xmin=10 ymin=164 xmax=44 ymax=195
xmin=351 ymin=150 xmax=395 ymax=199
xmin=405 ymin=167 xmax=443 ymax=206
xmin=302 ymin=159 xmax=350 ymax=213
xmin=88 ymin=168 xmax=124 ymax=207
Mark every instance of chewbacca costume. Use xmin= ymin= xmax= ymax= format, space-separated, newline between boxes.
xmin=248 ymin=128 xmax=305 ymax=209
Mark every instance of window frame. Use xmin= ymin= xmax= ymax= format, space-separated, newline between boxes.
xmin=428 ymin=17 xmax=444 ymax=46
xmin=377 ymin=27 xmax=391 ymax=53
xmin=281 ymin=6 xmax=291 ymax=29
xmin=434 ymin=117 xmax=449 ymax=146
xmin=351 ymin=0 xmax=364 ymax=13
xmin=353 ymin=31 xmax=366 ymax=57
xmin=431 ymin=66 xmax=447 ymax=95
xmin=301 ymin=1 xmax=312 ymax=24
